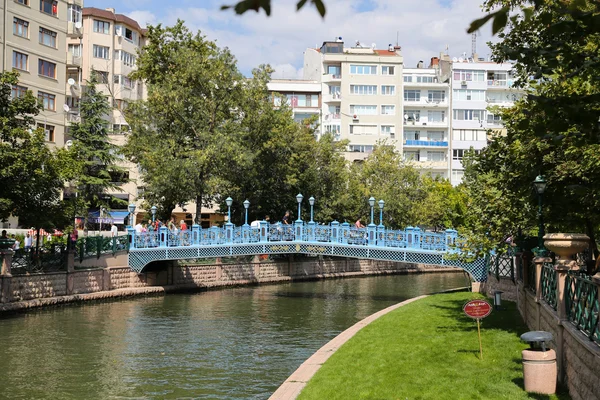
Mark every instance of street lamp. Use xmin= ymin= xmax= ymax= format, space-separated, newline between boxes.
xmin=378 ymin=199 xmax=385 ymax=227
xmin=151 ymin=205 xmax=157 ymax=223
xmin=309 ymin=196 xmax=315 ymax=223
xmin=226 ymin=197 xmax=233 ymax=224
xmin=99 ymin=207 xmax=105 ymax=232
xmin=533 ymin=175 xmax=547 ymax=254
xmin=368 ymin=197 xmax=376 ymax=226
xmin=128 ymin=203 xmax=136 ymax=228
xmin=243 ymin=199 xmax=250 ymax=226
xmin=296 ymin=193 xmax=304 ymax=222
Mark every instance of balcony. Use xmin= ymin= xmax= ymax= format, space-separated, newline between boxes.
xmin=323 ymin=93 xmax=342 ymax=103
xmin=323 ymin=74 xmax=342 ymax=82
xmin=67 ymin=53 xmax=82 ymax=67
xmin=487 ymin=80 xmax=514 ymax=88
xmin=67 ymin=21 xmax=83 ymax=38
xmin=66 ymin=111 xmax=80 ymax=124
xmin=404 ymin=140 xmax=448 ymax=147
xmin=324 ymin=113 xmax=341 ymax=122
xmin=403 ymin=119 xmax=448 ymax=127
xmin=403 ymin=99 xmax=448 ymax=108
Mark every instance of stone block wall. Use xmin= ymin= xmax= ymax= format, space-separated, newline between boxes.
xmin=563 ymin=324 xmax=600 ymax=400
xmin=71 ymin=270 xmax=105 ymax=294
xmin=107 ymin=267 xmax=148 ymax=290
xmin=10 ymin=272 xmax=67 ymax=301
xmin=173 ymin=265 xmax=218 ymax=286
xmin=484 ymin=275 xmax=519 ymax=302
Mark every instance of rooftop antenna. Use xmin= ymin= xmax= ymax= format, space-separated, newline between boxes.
xmin=445 ymin=44 xmax=449 ymax=56
xmin=396 ymin=31 xmax=399 ymax=46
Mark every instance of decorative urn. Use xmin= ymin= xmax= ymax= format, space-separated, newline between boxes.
xmin=543 ymin=233 xmax=589 ymax=267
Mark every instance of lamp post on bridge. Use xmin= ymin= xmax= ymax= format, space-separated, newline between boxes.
xmin=378 ymin=200 xmax=385 ymax=227
xmin=368 ymin=197 xmax=376 ymax=227
xmin=128 ymin=203 xmax=136 ymax=229
xmin=151 ymin=205 xmax=157 ymax=224
xmin=309 ymin=196 xmax=315 ymax=223
xmin=243 ymin=199 xmax=250 ymax=226
xmin=296 ymin=193 xmax=304 ymax=222
xmin=225 ymin=197 xmax=233 ymax=225
xmin=533 ymin=175 xmax=547 ymax=255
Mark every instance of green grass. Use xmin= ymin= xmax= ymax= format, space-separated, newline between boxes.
xmin=298 ymin=292 xmax=570 ymax=400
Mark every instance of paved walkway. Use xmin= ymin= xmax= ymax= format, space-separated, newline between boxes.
xmin=269 ymin=295 xmax=429 ymax=400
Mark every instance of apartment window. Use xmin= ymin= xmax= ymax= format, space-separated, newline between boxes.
xmin=428 ymin=131 xmax=444 ymax=141
xmin=349 ymin=144 xmax=374 ymax=153
xmin=453 ymin=70 xmax=485 ymax=82
xmin=350 ymin=65 xmax=377 ymax=75
xmin=114 ymin=74 xmax=134 ymax=89
xmin=39 ymin=124 xmax=55 ymax=142
xmin=404 ymin=90 xmax=420 ymax=102
xmin=38 ymin=59 xmax=56 ymax=78
xmin=124 ymin=28 xmax=137 ymax=43
xmin=11 ymin=85 xmax=28 ymax=98
xmin=114 ymin=99 xmax=128 ymax=111
xmin=68 ymin=44 xmax=81 ymax=57
xmin=427 ymin=151 xmax=446 ymax=162
xmin=327 ymin=65 xmax=341 ymax=75
xmin=452 ymin=170 xmax=465 ymax=180
xmin=381 ymin=105 xmax=395 ymax=115
xmin=15 ymin=0 xmax=29 ymax=5
xmin=381 ymin=125 xmax=395 ymax=138
xmin=93 ymin=45 xmax=110 ymax=59
xmin=68 ymin=4 xmax=82 ymax=23
xmin=284 ymin=94 xmax=314 ymax=107
xmin=427 ymin=110 xmax=445 ymax=123
xmin=349 ymin=105 xmax=377 ymax=116
xmin=405 ymin=110 xmax=420 ymax=122
xmin=115 ymin=50 xmax=136 ymax=67
xmin=404 ymin=130 xmax=419 ymax=141
xmin=92 ymin=70 xmax=109 ymax=84
xmin=13 ymin=18 xmax=29 ymax=38
xmin=112 ymin=124 xmax=129 ymax=134
xmin=349 ymin=125 xmax=377 ymax=135
xmin=40 ymin=0 xmax=57 ymax=16
xmin=66 ymin=95 xmax=79 ymax=109
xmin=38 ymin=91 xmax=55 ymax=111
xmin=324 ymin=124 xmax=341 ymax=135
xmin=39 ymin=27 xmax=57 ymax=48
xmin=427 ymin=90 xmax=445 ymax=102
xmin=381 ymin=66 xmax=395 ymax=75
xmin=12 ymin=51 xmax=28 ymax=71
xmin=453 ymin=129 xmax=487 ymax=141
xmin=417 ymin=76 xmax=434 ymax=83
xmin=403 ymin=76 xmax=412 ymax=82
xmin=328 ymin=85 xmax=340 ymax=95
xmin=349 ymin=85 xmax=377 ymax=95
xmin=453 ymin=89 xmax=485 ymax=101
xmin=404 ymin=151 xmax=420 ymax=161
xmin=381 ymin=85 xmax=395 ymax=95
xmin=487 ymin=114 xmax=503 ymax=124
xmin=93 ymin=20 xmax=110 ymax=34
xmin=453 ymin=109 xmax=485 ymax=121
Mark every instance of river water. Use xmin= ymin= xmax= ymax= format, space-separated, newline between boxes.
xmin=0 ymin=273 xmax=467 ymax=399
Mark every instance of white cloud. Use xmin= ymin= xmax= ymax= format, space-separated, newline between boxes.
xmin=126 ymin=10 xmax=157 ymax=27
xmin=271 ymin=64 xmax=304 ymax=79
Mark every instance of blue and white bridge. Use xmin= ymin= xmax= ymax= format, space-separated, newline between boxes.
xmin=127 ymin=197 xmax=487 ymax=282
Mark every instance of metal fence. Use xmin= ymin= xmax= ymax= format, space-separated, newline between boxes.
xmin=11 ymin=245 xmax=68 ymax=275
xmin=75 ymin=235 xmax=129 ymax=263
xmin=541 ymin=263 xmax=557 ymax=310
xmin=566 ymin=271 xmax=600 ymax=345
xmin=487 ymin=250 xmax=515 ymax=281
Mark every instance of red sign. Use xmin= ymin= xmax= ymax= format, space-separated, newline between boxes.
xmin=463 ymin=300 xmax=492 ymax=319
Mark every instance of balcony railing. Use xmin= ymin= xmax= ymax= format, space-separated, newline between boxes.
xmin=324 ymin=113 xmax=341 ymax=121
xmin=67 ymin=53 xmax=82 ymax=67
xmin=67 ymin=21 xmax=83 ymax=37
xmin=404 ymin=140 xmax=448 ymax=147
xmin=324 ymin=93 xmax=342 ymax=102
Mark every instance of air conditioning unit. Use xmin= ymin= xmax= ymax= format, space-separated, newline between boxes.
xmin=461 ymin=80 xmax=467 ymax=86
xmin=422 ymin=122 xmax=427 ymax=126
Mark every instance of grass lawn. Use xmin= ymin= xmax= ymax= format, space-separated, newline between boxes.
xmin=298 ymin=291 xmax=570 ymax=400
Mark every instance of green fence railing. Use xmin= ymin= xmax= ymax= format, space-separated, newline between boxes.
xmin=11 ymin=245 xmax=68 ymax=275
xmin=487 ymin=250 xmax=515 ymax=281
xmin=527 ymin=258 xmax=537 ymax=294
xmin=566 ymin=271 xmax=600 ymax=345
xmin=541 ymin=263 xmax=557 ymax=310
xmin=76 ymin=235 xmax=129 ymax=263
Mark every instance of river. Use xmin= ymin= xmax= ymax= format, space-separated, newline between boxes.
xmin=0 ymin=272 xmax=467 ymax=399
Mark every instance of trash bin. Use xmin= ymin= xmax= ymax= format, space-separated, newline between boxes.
xmin=520 ymin=331 xmax=557 ymax=395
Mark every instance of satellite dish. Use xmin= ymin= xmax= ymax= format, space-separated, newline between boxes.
xmin=75 ymin=21 xmax=82 ymax=29
xmin=452 ymin=57 xmax=458 ymax=62
xmin=67 ymin=78 xmax=75 ymax=85
xmin=65 ymin=140 xmax=73 ymax=148
xmin=458 ymin=57 xmax=464 ymax=62
xmin=63 ymin=104 xmax=70 ymax=112
xmin=371 ymin=43 xmax=376 ymax=49
xmin=403 ymin=114 xmax=408 ymax=121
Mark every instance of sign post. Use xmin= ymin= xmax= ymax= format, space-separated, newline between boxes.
xmin=463 ymin=299 xmax=492 ymax=360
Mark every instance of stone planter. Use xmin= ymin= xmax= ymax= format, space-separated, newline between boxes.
xmin=543 ymin=233 xmax=589 ymax=267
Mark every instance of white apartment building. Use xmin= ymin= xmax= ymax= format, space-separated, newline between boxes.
xmin=402 ymin=62 xmax=451 ymax=179
xmin=266 ymin=79 xmax=321 ymax=126
xmin=448 ymin=57 xmax=520 ymax=186
xmin=303 ymin=39 xmax=404 ymax=162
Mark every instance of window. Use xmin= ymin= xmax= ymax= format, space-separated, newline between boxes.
xmin=92 ymin=70 xmax=109 ymax=84
xmin=11 ymin=85 xmax=28 ymax=98
xmin=13 ymin=18 xmax=29 ymax=38
xmin=66 ymin=95 xmax=79 ymax=109
xmin=38 ymin=91 xmax=55 ymax=111
xmin=40 ymin=0 xmax=57 ymax=16
xmin=452 ymin=170 xmax=465 ymax=180
xmin=39 ymin=124 xmax=55 ymax=142
xmin=12 ymin=51 xmax=28 ymax=70
xmin=93 ymin=45 xmax=110 ymax=59
xmin=381 ymin=85 xmax=395 ymax=95
xmin=38 ymin=59 xmax=56 ymax=78
xmin=349 ymin=105 xmax=377 ymax=116
xmin=453 ymin=109 xmax=485 ymax=121
xmin=452 ymin=149 xmax=480 ymax=160
xmin=404 ymin=90 xmax=420 ymax=102
xmin=403 ymin=76 xmax=412 ymax=82
xmin=114 ymin=99 xmax=128 ymax=111
xmin=68 ymin=4 xmax=82 ymax=23
xmin=349 ymin=125 xmax=377 ymax=135
xmin=453 ymin=70 xmax=485 ymax=81
xmin=453 ymin=129 xmax=487 ymax=141
xmin=350 ymin=65 xmax=377 ymax=75
xmin=349 ymin=144 xmax=374 ymax=153
xmin=428 ymin=131 xmax=444 ymax=141
xmin=349 ymin=85 xmax=377 ymax=95
xmin=487 ymin=114 xmax=503 ymax=124
xmin=327 ymin=65 xmax=341 ymax=75
xmin=382 ymin=66 xmax=395 ymax=75
xmin=16 ymin=0 xmax=29 ymax=5
xmin=124 ymin=27 xmax=137 ymax=43
xmin=112 ymin=124 xmax=129 ymax=134
xmin=114 ymin=74 xmax=135 ymax=89
xmin=427 ymin=151 xmax=446 ymax=162
xmin=404 ymin=151 xmax=419 ymax=161
xmin=68 ymin=44 xmax=81 ymax=57
xmin=405 ymin=110 xmax=420 ymax=122
xmin=427 ymin=90 xmax=445 ymax=102
xmin=324 ymin=124 xmax=341 ymax=135
xmin=284 ymin=94 xmax=314 ymax=107
xmin=381 ymin=125 xmax=395 ymax=138
xmin=381 ymin=105 xmax=395 ymax=115
xmin=39 ymin=27 xmax=57 ymax=48
xmin=404 ymin=130 xmax=419 ymax=141
xmin=453 ymin=89 xmax=485 ymax=101
xmin=93 ymin=19 xmax=110 ymax=34
xmin=417 ymin=76 xmax=434 ymax=83
xmin=427 ymin=111 xmax=445 ymax=123
xmin=328 ymin=85 xmax=340 ymax=95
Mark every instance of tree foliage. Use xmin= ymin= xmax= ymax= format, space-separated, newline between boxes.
xmin=221 ymin=0 xmax=326 ymax=17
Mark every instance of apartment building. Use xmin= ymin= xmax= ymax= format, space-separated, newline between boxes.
xmin=448 ymin=57 xmax=519 ymax=186
xmin=303 ymin=39 xmax=404 ymax=162
xmin=266 ymin=79 xmax=321 ymax=125
xmin=402 ymin=62 xmax=451 ymax=179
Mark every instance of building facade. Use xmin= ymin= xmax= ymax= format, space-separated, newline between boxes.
xmin=266 ymin=79 xmax=321 ymax=126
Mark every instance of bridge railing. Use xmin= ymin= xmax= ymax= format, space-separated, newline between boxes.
xmin=127 ymin=222 xmax=460 ymax=253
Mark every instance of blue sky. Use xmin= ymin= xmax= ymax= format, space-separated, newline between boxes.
xmin=85 ymin=0 xmax=496 ymax=78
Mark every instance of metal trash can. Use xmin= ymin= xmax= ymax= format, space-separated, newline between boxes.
xmin=520 ymin=331 xmax=557 ymax=394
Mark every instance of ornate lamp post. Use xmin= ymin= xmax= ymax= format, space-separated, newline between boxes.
xmin=151 ymin=205 xmax=157 ymax=223
xmin=533 ymin=175 xmax=547 ymax=254
xmin=378 ymin=200 xmax=385 ymax=227
xmin=128 ymin=203 xmax=136 ymax=228
xmin=296 ymin=193 xmax=304 ymax=222
xmin=368 ymin=197 xmax=376 ymax=226
xmin=243 ymin=199 xmax=250 ymax=226
xmin=309 ymin=196 xmax=315 ymax=223
xmin=226 ymin=197 xmax=233 ymax=224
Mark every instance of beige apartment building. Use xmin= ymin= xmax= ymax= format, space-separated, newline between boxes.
xmin=303 ymin=39 xmax=404 ymax=162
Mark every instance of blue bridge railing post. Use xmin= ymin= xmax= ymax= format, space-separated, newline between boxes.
xmin=225 ymin=223 xmax=233 ymax=244
xmin=445 ymin=229 xmax=458 ymax=252
xmin=259 ymin=221 xmax=268 ymax=242
xmin=307 ymin=220 xmax=316 ymax=242
xmin=331 ymin=221 xmax=340 ymax=243
xmin=340 ymin=222 xmax=349 ymax=244
xmin=367 ymin=225 xmax=377 ymax=246
xmin=127 ymin=227 xmax=136 ymax=249
xmin=192 ymin=224 xmax=200 ymax=245
xmin=159 ymin=226 xmax=168 ymax=247
xmin=294 ymin=220 xmax=304 ymax=242
xmin=242 ymin=224 xmax=250 ymax=243
xmin=376 ymin=225 xmax=386 ymax=247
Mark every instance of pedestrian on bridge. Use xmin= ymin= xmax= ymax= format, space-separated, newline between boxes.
xmin=282 ymin=211 xmax=290 ymax=225
xmin=355 ymin=218 xmax=365 ymax=229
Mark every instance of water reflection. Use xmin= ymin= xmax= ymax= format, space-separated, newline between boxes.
xmin=0 ymin=272 xmax=467 ymax=399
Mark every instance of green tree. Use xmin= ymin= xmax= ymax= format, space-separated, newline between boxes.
xmin=221 ymin=0 xmax=326 ymax=17
xmin=415 ymin=177 xmax=467 ymax=231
